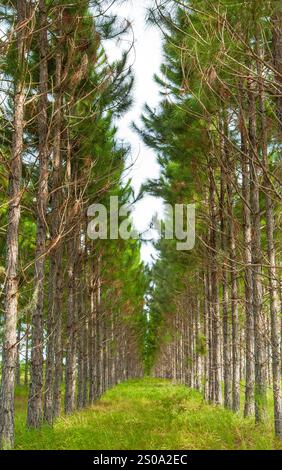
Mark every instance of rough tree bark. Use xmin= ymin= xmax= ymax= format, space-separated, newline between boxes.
xmin=27 ymin=0 xmax=49 ymax=429
xmin=16 ymin=321 xmax=21 ymax=386
xmin=209 ymin=164 xmax=222 ymax=405
xmin=0 ymin=0 xmax=28 ymax=449
xmin=257 ymin=52 xmax=282 ymax=437
xmin=51 ymin=18 xmax=63 ymax=419
xmin=88 ymin=269 xmax=97 ymax=404
xmin=203 ymin=272 xmax=210 ymax=401
xmin=226 ymin=147 xmax=240 ymax=413
xmin=239 ymin=83 xmax=255 ymax=417
xmin=248 ymin=78 xmax=268 ymax=423
xmin=220 ymin=115 xmax=232 ymax=410
xmin=65 ymin=233 xmax=79 ymax=414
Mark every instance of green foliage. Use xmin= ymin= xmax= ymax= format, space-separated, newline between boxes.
xmin=139 ymin=0 xmax=281 ymax=382
xmin=195 ymin=334 xmax=207 ymax=357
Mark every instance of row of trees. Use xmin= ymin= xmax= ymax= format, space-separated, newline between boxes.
xmin=141 ymin=0 xmax=282 ymax=438
xmin=0 ymin=0 xmax=146 ymax=449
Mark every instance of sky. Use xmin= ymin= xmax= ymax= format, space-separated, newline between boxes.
xmin=105 ymin=0 xmax=164 ymax=264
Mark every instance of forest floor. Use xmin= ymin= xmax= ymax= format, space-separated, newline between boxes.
xmin=14 ymin=378 xmax=282 ymax=450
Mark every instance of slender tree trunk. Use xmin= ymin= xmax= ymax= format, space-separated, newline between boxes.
xmin=248 ymin=78 xmax=267 ymax=423
xmin=229 ymin=190 xmax=240 ymax=413
xmin=65 ymin=234 xmax=79 ymax=414
xmin=27 ymin=0 xmax=49 ymax=429
xmin=257 ymin=55 xmax=282 ymax=437
xmin=209 ymin=165 xmax=222 ymax=405
xmin=51 ymin=21 xmax=63 ymax=419
xmin=207 ymin=269 xmax=214 ymax=402
xmin=110 ymin=312 xmax=116 ymax=389
xmin=238 ymin=82 xmax=255 ymax=417
xmin=24 ymin=322 xmax=29 ymax=387
xmin=203 ymin=272 xmax=210 ymax=401
xmin=265 ymin=172 xmax=282 ymax=438
xmin=195 ymin=297 xmax=201 ymax=390
xmin=220 ymin=121 xmax=232 ymax=409
xmin=16 ymin=321 xmax=21 ymax=386
xmin=77 ymin=290 xmax=84 ymax=409
xmin=89 ymin=272 xmax=96 ymax=404
xmin=52 ymin=296 xmax=63 ymax=418
xmin=82 ymin=307 xmax=89 ymax=407
xmin=0 ymin=0 xmax=28 ymax=449
xmin=77 ymin=271 xmax=86 ymax=409
xmin=226 ymin=156 xmax=240 ymax=413
xmin=44 ymin=254 xmax=56 ymax=423
xmin=95 ymin=299 xmax=101 ymax=399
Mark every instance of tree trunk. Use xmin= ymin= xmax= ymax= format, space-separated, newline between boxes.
xmin=257 ymin=54 xmax=282 ymax=437
xmin=65 ymin=235 xmax=79 ymax=414
xmin=0 ymin=0 xmax=27 ymax=449
xmin=248 ymin=78 xmax=267 ymax=423
xmin=239 ymin=82 xmax=255 ymax=417
xmin=209 ymin=165 xmax=222 ymax=405
xmin=88 ymin=272 xmax=97 ymax=404
xmin=203 ymin=272 xmax=210 ymax=401
xmin=24 ymin=322 xmax=29 ymax=387
xmin=226 ymin=152 xmax=240 ymax=413
xmin=27 ymin=0 xmax=49 ymax=429
xmin=51 ymin=20 xmax=63 ymax=420
xmin=16 ymin=321 xmax=21 ymax=386
xmin=220 ymin=120 xmax=232 ymax=409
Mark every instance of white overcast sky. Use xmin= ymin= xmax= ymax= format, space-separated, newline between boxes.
xmin=105 ymin=0 xmax=164 ymax=264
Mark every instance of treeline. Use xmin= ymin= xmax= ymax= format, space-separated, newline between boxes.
xmin=141 ymin=1 xmax=282 ymax=438
xmin=0 ymin=0 xmax=145 ymax=449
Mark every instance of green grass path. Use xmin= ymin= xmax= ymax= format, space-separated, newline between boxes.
xmin=15 ymin=378 xmax=282 ymax=450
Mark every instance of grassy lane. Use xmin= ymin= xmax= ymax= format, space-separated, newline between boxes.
xmin=14 ymin=378 xmax=282 ymax=450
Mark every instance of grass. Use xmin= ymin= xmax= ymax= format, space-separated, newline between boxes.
xmin=14 ymin=378 xmax=282 ymax=450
